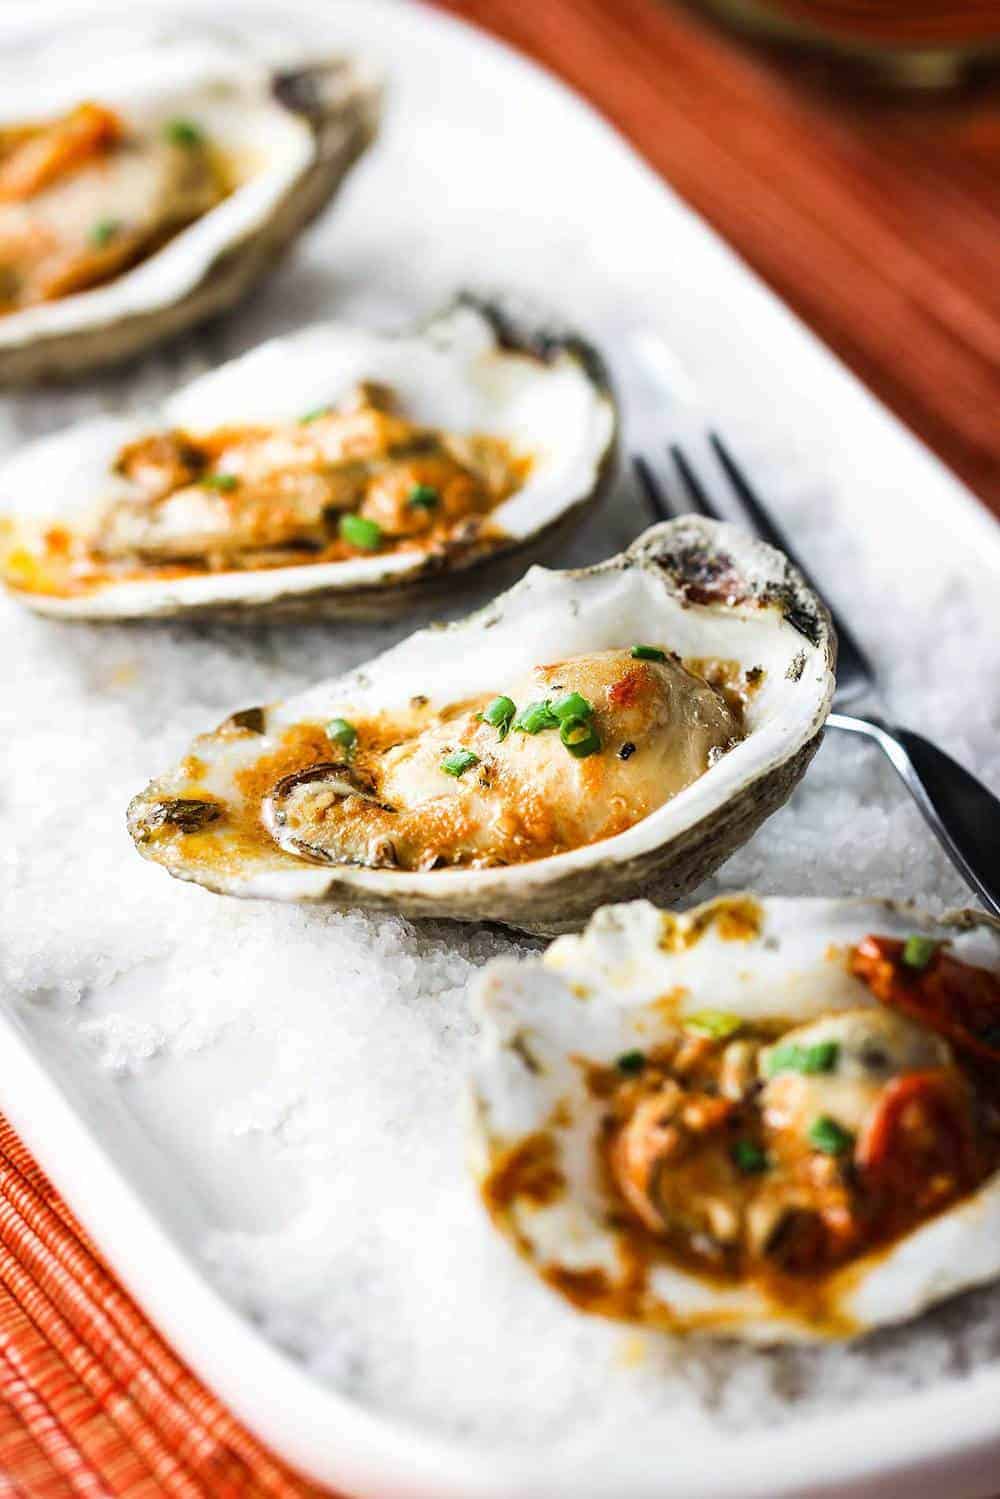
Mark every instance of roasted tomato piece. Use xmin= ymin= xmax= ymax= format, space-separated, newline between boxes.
xmin=851 ymin=935 xmax=1000 ymax=1063
xmin=855 ymin=1066 xmax=979 ymax=1240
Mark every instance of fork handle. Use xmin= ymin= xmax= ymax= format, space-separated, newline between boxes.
xmin=829 ymin=713 xmax=1000 ymax=918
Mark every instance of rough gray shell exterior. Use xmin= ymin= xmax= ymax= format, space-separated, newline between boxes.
xmin=1 ymin=60 xmax=380 ymax=385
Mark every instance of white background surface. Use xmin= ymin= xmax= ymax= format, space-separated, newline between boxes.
xmin=2 ymin=3 xmax=1000 ymax=1496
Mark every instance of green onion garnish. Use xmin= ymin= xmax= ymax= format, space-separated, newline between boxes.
xmin=90 ymin=218 xmax=121 ymax=248
xmin=300 ymin=405 xmax=333 ymax=424
xmin=559 ymin=716 xmax=601 ymax=759
xmin=615 ymin=1050 xmax=646 ymax=1075
xmin=514 ymin=700 xmax=560 ymax=734
xmin=326 ymin=718 xmax=357 ymax=752
xmin=684 ymin=1010 xmax=743 ymax=1040
xmin=551 ymin=691 xmax=593 ymax=723
xmin=631 ymin=645 xmax=667 ymax=662
xmin=441 ymin=748 xmax=480 ymax=778
xmin=408 ymin=483 xmax=440 ymax=510
xmin=765 ymin=1040 xmax=839 ymax=1078
xmin=808 ymin=1115 xmax=854 ymax=1156
xmin=902 ymin=935 xmax=939 ymax=970
xmin=339 ymin=514 xmax=382 ymax=551
xmin=480 ymin=695 xmax=516 ymax=740
xmin=165 ymin=118 xmax=204 ymax=148
xmin=201 ymin=472 xmax=239 ymax=492
xmin=731 ymin=1140 xmax=768 ymax=1175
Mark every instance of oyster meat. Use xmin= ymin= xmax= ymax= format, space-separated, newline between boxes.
xmin=127 ymin=516 xmax=835 ymax=933
xmin=0 ymin=300 xmax=615 ymax=619
xmin=470 ymin=895 xmax=1000 ymax=1340
xmin=0 ymin=34 xmax=379 ymax=381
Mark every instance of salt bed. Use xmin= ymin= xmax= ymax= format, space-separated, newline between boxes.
xmin=3 ymin=10 xmax=1000 ymax=1479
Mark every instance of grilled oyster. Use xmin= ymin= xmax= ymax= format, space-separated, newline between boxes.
xmin=127 ymin=517 xmax=835 ymax=932
xmin=0 ymin=300 xmax=615 ymax=619
xmin=0 ymin=35 xmax=378 ymax=382
xmin=470 ymin=895 xmax=1000 ymax=1340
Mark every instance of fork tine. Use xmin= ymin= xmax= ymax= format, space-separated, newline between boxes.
xmin=668 ymin=445 xmax=726 ymax=522
xmin=709 ymin=433 xmax=793 ymax=556
xmin=708 ymin=431 xmax=877 ymax=693
xmin=632 ymin=454 xmax=674 ymax=523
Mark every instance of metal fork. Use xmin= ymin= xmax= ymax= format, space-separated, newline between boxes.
xmin=634 ymin=436 xmax=1000 ymax=917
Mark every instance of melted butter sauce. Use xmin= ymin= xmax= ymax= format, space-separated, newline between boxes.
xmin=658 ymin=895 xmax=765 ymax=954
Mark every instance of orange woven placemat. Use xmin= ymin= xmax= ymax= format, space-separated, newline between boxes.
xmin=0 ymin=1117 xmax=328 ymax=1498
xmin=435 ymin=0 xmax=1000 ymax=514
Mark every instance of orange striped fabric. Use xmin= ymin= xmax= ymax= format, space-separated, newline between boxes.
xmin=762 ymin=1 xmax=1000 ymax=45
xmin=0 ymin=1117 xmax=332 ymax=1498
xmin=436 ymin=0 xmax=1000 ymax=512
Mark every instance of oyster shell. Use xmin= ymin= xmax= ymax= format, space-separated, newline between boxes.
xmin=127 ymin=516 xmax=835 ymax=932
xmin=0 ymin=299 xmax=616 ymax=619
xmin=0 ymin=35 xmax=379 ymax=382
xmin=469 ymin=894 xmax=1000 ymax=1341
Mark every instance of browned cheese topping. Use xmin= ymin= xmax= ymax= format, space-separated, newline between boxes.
xmin=262 ymin=649 xmax=746 ymax=871
xmin=5 ymin=383 xmax=530 ymax=596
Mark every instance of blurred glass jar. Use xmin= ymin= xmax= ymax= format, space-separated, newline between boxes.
xmin=694 ymin=0 xmax=1000 ymax=88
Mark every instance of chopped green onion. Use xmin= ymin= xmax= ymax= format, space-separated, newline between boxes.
xmin=615 ymin=1050 xmax=646 ymax=1076
xmin=164 ymin=118 xmax=204 ymax=148
xmin=201 ymin=472 xmax=238 ymax=492
xmin=684 ymin=1009 xmax=743 ymax=1040
xmin=90 ymin=217 xmax=121 ymax=248
xmin=441 ymin=748 xmax=480 ymax=778
xmin=326 ymin=717 xmax=357 ymax=752
xmin=559 ymin=715 xmax=601 ymax=759
xmin=300 ymin=405 xmax=333 ymax=424
xmin=551 ymin=691 xmax=593 ymax=722
xmin=479 ymin=695 xmax=516 ymax=740
xmin=514 ymin=699 xmax=560 ymax=734
xmin=731 ymin=1140 xmax=768 ymax=1175
xmin=808 ymin=1115 xmax=854 ymax=1156
xmin=407 ymin=483 xmax=440 ymax=510
xmin=902 ymin=935 xmax=939 ymax=970
xmin=765 ymin=1040 xmax=839 ymax=1078
xmin=339 ymin=513 xmax=382 ymax=551
xmin=631 ymin=644 xmax=667 ymax=662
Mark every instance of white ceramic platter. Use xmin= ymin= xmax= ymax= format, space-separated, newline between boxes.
xmin=2 ymin=2 xmax=1000 ymax=1497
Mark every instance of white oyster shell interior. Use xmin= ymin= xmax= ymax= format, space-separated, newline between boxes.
xmin=469 ymin=896 xmax=1000 ymax=1342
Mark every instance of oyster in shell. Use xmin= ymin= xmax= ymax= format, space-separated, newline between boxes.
xmin=470 ymin=895 xmax=1000 ymax=1341
xmin=127 ymin=517 xmax=835 ymax=933
xmin=0 ymin=35 xmax=379 ymax=382
xmin=0 ymin=300 xmax=615 ymax=619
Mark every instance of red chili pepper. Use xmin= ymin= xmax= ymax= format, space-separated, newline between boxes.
xmin=851 ymin=935 xmax=1000 ymax=1063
